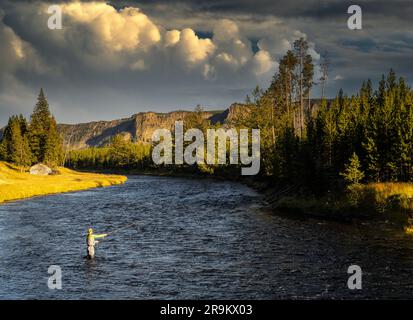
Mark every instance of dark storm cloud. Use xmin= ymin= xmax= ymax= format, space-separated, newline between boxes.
xmin=0 ymin=0 xmax=412 ymax=126
xmin=111 ymin=0 xmax=413 ymax=20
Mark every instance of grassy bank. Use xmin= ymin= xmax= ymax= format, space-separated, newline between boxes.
xmin=270 ymin=182 xmax=413 ymax=226
xmin=0 ymin=161 xmax=127 ymax=203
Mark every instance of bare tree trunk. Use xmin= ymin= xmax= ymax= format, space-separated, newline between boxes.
xmin=320 ymin=52 xmax=329 ymax=100
xmin=287 ymin=73 xmax=292 ymax=127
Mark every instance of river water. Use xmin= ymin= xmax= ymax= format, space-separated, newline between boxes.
xmin=0 ymin=176 xmax=413 ymax=299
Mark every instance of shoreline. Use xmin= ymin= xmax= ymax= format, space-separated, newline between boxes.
xmin=0 ymin=162 xmax=127 ymax=204
xmin=69 ymin=166 xmax=413 ymax=230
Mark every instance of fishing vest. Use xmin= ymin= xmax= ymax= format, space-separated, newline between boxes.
xmin=87 ymin=234 xmax=95 ymax=246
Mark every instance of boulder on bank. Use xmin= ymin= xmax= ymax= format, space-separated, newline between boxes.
xmin=29 ymin=164 xmax=52 ymax=176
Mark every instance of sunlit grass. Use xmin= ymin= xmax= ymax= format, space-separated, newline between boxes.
xmin=0 ymin=161 xmax=127 ymax=203
xmin=271 ymin=182 xmax=413 ymax=228
xmin=362 ymin=183 xmax=413 ymax=232
xmin=361 ymin=182 xmax=413 ymax=211
xmin=368 ymin=182 xmax=413 ymax=198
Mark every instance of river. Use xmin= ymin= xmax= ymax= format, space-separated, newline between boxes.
xmin=0 ymin=176 xmax=413 ymax=299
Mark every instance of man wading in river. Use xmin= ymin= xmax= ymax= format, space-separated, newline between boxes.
xmin=86 ymin=228 xmax=107 ymax=259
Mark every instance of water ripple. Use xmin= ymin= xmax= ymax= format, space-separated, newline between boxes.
xmin=0 ymin=176 xmax=413 ymax=299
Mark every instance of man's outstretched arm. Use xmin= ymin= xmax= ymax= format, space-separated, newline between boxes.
xmin=93 ymin=234 xmax=107 ymax=239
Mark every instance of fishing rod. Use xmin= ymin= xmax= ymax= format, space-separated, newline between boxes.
xmin=86 ymin=221 xmax=145 ymax=258
xmin=105 ymin=221 xmax=143 ymax=236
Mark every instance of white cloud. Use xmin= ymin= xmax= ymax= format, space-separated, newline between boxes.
xmin=164 ymin=29 xmax=180 ymax=47
xmin=252 ymin=50 xmax=277 ymax=76
xmin=173 ymin=28 xmax=216 ymax=64
xmin=62 ymin=3 xmax=161 ymax=52
xmin=212 ymin=19 xmax=253 ymax=69
xmin=213 ymin=19 xmax=240 ymax=42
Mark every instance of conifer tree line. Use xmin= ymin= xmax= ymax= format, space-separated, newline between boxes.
xmin=0 ymin=88 xmax=63 ymax=168
xmin=66 ymin=108 xmax=209 ymax=171
xmin=233 ymin=38 xmax=413 ymax=194
xmin=67 ymin=135 xmax=152 ymax=169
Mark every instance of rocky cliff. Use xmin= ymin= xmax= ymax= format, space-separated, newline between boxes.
xmin=58 ymin=107 xmax=243 ymax=150
xmin=1 ymin=100 xmax=326 ymax=150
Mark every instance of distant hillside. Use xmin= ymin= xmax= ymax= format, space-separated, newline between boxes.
xmin=58 ymin=106 xmax=241 ymax=150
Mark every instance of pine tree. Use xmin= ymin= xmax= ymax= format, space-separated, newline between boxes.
xmin=29 ymin=88 xmax=51 ymax=163
xmin=340 ymin=153 xmax=365 ymax=206
xmin=184 ymin=105 xmax=209 ymax=134
xmin=10 ymin=120 xmax=32 ymax=169
xmin=29 ymin=88 xmax=63 ymax=166
xmin=0 ymin=139 xmax=6 ymax=161
xmin=43 ymin=116 xmax=63 ymax=167
xmin=0 ymin=116 xmax=14 ymax=161
xmin=109 ymin=134 xmax=132 ymax=167
xmin=277 ymin=50 xmax=297 ymax=116
xmin=0 ymin=115 xmax=32 ymax=168
xmin=340 ymin=152 xmax=365 ymax=185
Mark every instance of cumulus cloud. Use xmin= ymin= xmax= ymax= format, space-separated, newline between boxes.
xmin=2 ymin=0 xmax=309 ymax=92
xmin=170 ymin=28 xmax=215 ymax=65
xmin=63 ymin=2 xmax=161 ymax=52
xmin=164 ymin=29 xmax=180 ymax=47
xmin=0 ymin=0 xmax=322 ymax=125
xmin=252 ymin=50 xmax=277 ymax=76
xmin=212 ymin=19 xmax=253 ymax=69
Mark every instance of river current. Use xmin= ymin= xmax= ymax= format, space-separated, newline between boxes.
xmin=1 ymin=176 xmax=413 ymax=299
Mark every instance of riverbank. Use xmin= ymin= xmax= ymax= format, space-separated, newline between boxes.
xmin=265 ymin=182 xmax=413 ymax=228
xmin=0 ymin=161 xmax=127 ymax=204
xmin=68 ymin=165 xmax=413 ymax=228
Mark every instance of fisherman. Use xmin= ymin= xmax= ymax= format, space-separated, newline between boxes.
xmin=86 ymin=228 xmax=107 ymax=259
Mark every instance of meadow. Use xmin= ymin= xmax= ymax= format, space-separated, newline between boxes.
xmin=0 ymin=161 xmax=127 ymax=203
